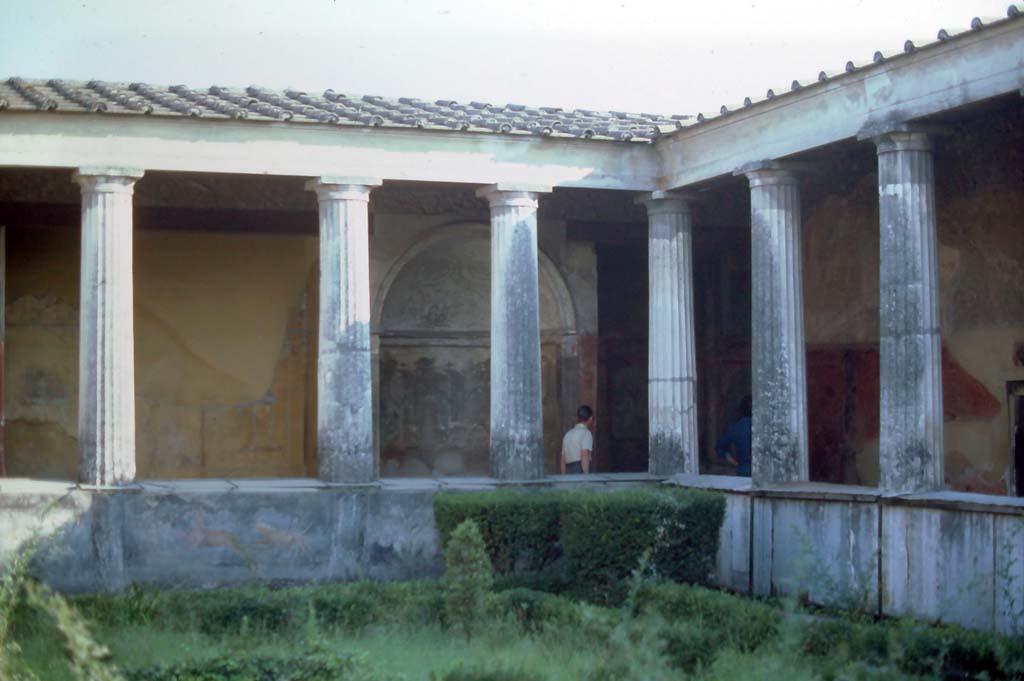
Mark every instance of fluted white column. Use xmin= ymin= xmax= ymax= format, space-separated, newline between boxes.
xmin=638 ymin=191 xmax=699 ymax=476
xmin=874 ymin=131 xmax=944 ymax=493
xmin=477 ymin=183 xmax=550 ymax=480
xmin=74 ymin=167 xmax=143 ymax=486
xmin=738 ymin=162 xmax=809 ymax=486
xmin=306 ymin=177 xmax=380 ymax=483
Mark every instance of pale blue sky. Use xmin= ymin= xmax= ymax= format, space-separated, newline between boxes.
xmin=0 ymin=0 xmax=1012 ymax=114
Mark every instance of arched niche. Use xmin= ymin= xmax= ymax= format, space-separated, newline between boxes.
xmin=374 ymin=222 xmax=578 ymax=477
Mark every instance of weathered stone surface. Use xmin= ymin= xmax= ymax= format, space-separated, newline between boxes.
xmin=74 ymin=168 xmax=144 ymax=486
xmin=755 ymin=496 xmax=879 ymax=607
xmin=881 ymin=505 xmax=996 ymax=630
xmin=874 ymin=132 xmax=944 ymax=493
xmin=308 ymin=179 xmax=379 ymax=483
xmin=994 ymin=514 xmax=1024 ymax=633
xmin=11 ymin=484 xmax=445 ymax=591
xmin=640 ymin=192 xmax=699 ymax=476
xmin=3 ymin=478 xmax=1020 ymax=636
xmin=477 ymin=185 xmax=548 ymax=480
xmin=740 ymin=163 xmax=809 ymax=486
xmin=668 ymin=476 xmax=1024 ymax=634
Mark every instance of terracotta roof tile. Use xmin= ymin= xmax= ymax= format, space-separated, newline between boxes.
xmin=692 ymin=4 xmax=1022 ymax=126
xmin=0 ymin=77 xmax=689 ymax=143
xmin=1 ymin=5 xmax=1019 ymax=141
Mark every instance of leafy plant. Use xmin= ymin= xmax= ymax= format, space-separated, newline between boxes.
xmin=444 ymin=519 xmax=493 ymax=639
xmin=435 ymin=487 xmax=726 ymax=605
xmin=123 ymin=649 xmax=370 ymax=681
xmin=432 ymin=667 xmax=545 ymax=681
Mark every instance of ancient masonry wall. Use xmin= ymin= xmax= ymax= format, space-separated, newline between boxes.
xmin=2 ymin=477 xmax=1020 ymax=634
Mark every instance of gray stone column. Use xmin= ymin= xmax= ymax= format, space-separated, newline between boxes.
xmin=73 ymin=167 xmax=144 ymax=486
xmin=306 ymin=177 xmax=380 ymax=483
xmin=638 ymin=191 xmax=699 ymax=476
xmin=476 ymin=183 xmax=550 ymax=480
xmin=874 ymin=131 xmax=944 ymax=493
xmin=738 ymin=162 xmax=809 ymax=486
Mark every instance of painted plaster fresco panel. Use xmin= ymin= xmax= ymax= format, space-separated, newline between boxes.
xmin=120 ymin=489 xmax=336 ymax=587
xmin=378 ymin=231 xmax=577 ymax=476
xmin=797 ymin=104 xmax=1024 ymax=492
xmin=7 ymin=484 xmax=440 ymax=592
xmin=5 ymin=227 xmax=81 ymax=478
xmin=379 ymin=345 xmax=491 ymax=477
xmin=5 ymin=225 xmax=317 ymax=479
xmin=379 ymin=234 xmax=562 ymax=333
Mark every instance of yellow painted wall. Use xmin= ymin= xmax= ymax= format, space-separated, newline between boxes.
xmin=5 ymin=226 xmax=317 ymax=479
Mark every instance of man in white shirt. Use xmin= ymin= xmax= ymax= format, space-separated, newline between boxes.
xmin=561 ymin=404 xmax=595 ymax=474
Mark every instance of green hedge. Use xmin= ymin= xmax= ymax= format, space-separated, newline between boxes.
xmin=631 ymin=581 xmax=781 ymax=652
xmin=434 ymin=487 xmax=726 ymax=604
xmin=434 ymin=490 xmax=562 ymax=574
xmin=435 ymin=669 xmax=544 ymax=681
xmin=123 ymin=650 xmax=366 ymax=681
xmin=74 ymin=580 xmax=447 ymax=634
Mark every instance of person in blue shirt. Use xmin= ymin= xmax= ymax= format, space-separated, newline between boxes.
xmin=715 ymin=395 xmax=752 ymax=477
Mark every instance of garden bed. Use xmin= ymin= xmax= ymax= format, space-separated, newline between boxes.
xmin=5 ymin=578 xmax=1023 ymax=680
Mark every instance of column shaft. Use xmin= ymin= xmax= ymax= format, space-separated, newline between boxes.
xmin=74 ymin=168 xmax=143 ymax=486
xmin=641 ymin=194 xmax=699 ymax=475
xmin=478 ymin=185 xmax=546 ymax=480
xmin=744 ymin=166 xmax=809 ymax=485
xmin=876 ymin=132 xmax=944 ymax=492
xmin=307 ymin=178 xmax=379 ymax=483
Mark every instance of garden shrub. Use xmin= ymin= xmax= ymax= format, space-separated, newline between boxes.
xmin=308 ymin=580 xmax=446 ymax=631
xmin=797 ymin=611 xmax=1024 ymax=680
xmin=75 ymin=580 xmax=450 ymax=636
xmin=444 ymin=519 xmax=493 ymax=638
xmin=631 ymin=581 xmax=780 ymax=652
xmin=434 ymin=668 xmax=545 ymax=681
xmin=491 ymin=588 xmax=580 ymax=633
xmin=123 ymin=649 xmax=368 ymax=681
xmin=434 ymin=487 xmax=725 ymax=604
xmin=888 ymin=618 xmax=1006 ymax=680
xmin=434 ymin=491 xmax=562 ymax=574
xmin=561 ymin=488 xmax=724 ymax=603
xmin=661 ymin=620 xmax=721 ymax=672
xmin=196 ymin=590 xmax=294 ymax=635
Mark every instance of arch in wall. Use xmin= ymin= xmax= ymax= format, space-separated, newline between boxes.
xmin=374 ymin=221 xmax=579 ymax=477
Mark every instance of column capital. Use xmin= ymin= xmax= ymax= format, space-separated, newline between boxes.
xmin=734 ymin=160 xmax=808 ymax=187
xmin=305 ymin=176 xmax=381 ymax=202
xmin=874 ymin=131 xmax=933 ymax=155
xmin=476 ymin=183 xmax=552 ymax=208
xmin=635 ymin=190 xmax=697 ymax=215
xmin=72 ymin=167 xmax=144 ymax=194
xmin=858 ymin=121 xmax=951 ymax=152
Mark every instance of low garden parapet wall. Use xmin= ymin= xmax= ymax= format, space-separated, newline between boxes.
xmin=2 ymin=474 xmax=1021 ymax=635
xmin=667 ymin=475 xmax=1024 ymax=635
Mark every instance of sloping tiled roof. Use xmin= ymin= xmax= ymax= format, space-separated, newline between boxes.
xmin=0 ymin=78 xmax=690 ymax=143
xmin=694 ymin=4 xmax=1023 ymax=124
xmin=0 ymin=5 xmax=1020 ymax=144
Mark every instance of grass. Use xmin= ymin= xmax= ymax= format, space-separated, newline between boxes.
xmin=15 ymin=618 xmax=637 ymax=680
xmin=5 ymin=578 xmax=1023 ymax=680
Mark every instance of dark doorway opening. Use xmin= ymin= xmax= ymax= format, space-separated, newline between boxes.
xmin=1010 ymin=382 xmax=1024 ymax=497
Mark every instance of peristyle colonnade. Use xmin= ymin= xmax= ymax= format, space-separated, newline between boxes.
xmin=74 ymin=125 xmax=944 ymax=492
